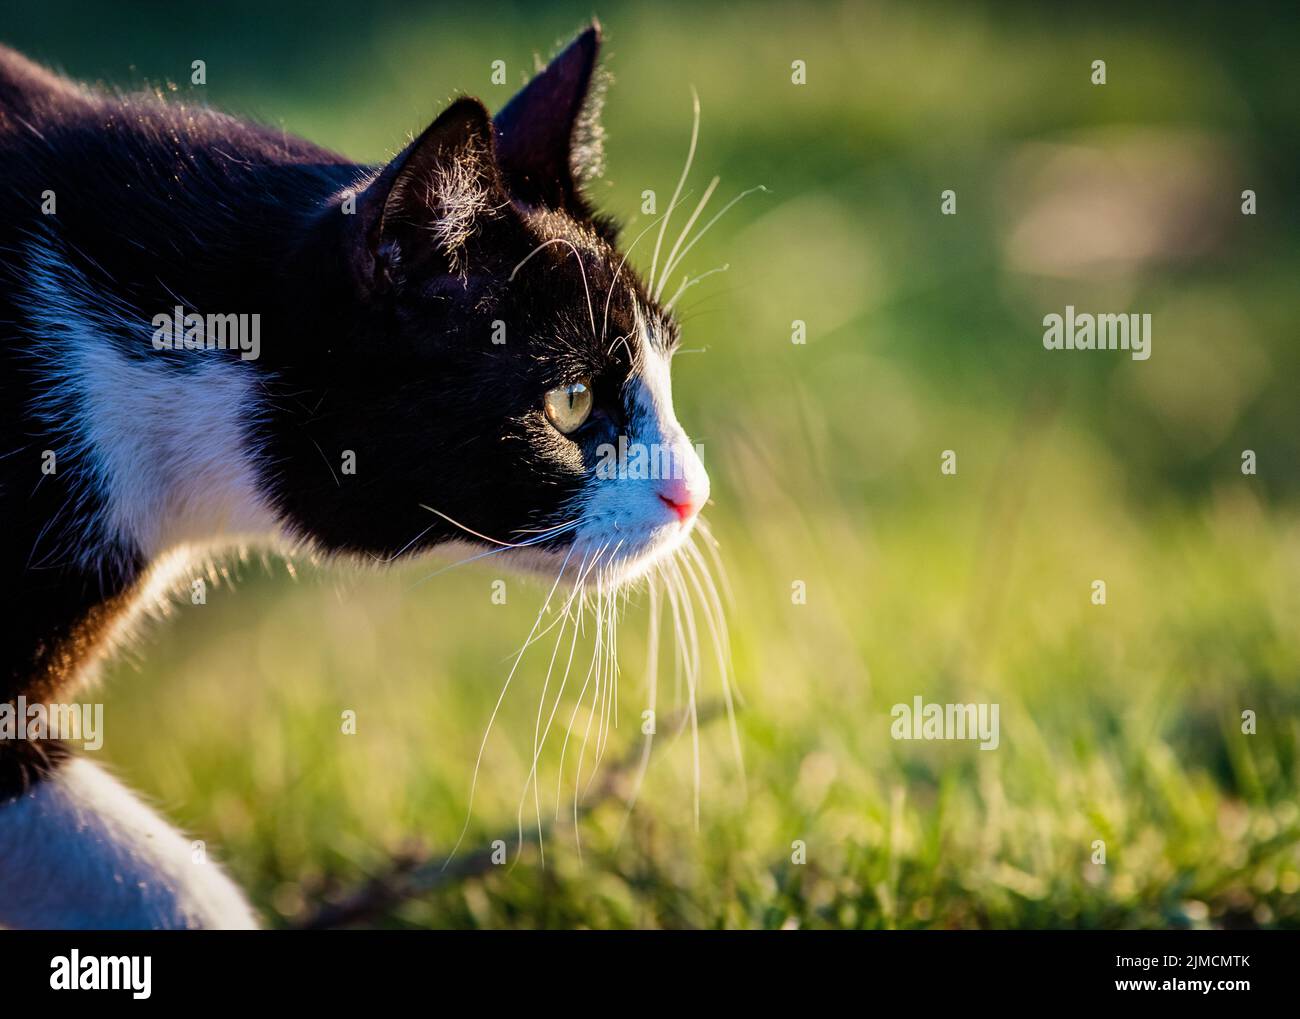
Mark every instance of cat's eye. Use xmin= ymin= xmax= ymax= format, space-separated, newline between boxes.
xmin=543 ymin=379 xmax=594 ymax=435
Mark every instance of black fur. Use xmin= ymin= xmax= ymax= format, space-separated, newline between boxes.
xmin=0 ymin=23 xmax=679 ymax=792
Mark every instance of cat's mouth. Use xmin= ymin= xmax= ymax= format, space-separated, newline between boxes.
xmin=578 ymin=514 xmax=699 ymax=585
xmin=497 ymin=512 xmax=699 ymax=589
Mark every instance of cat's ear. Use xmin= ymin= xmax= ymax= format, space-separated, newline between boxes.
xmin=493 ymin=22 xmax=605 ymax=216
xmin=345 ymin=96 xmax=505 ymax=292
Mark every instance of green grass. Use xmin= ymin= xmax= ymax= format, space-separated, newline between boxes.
xmin=11 ymin=0 xmax=1298 ymax=927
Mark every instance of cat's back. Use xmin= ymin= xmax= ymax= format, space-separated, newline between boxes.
xmin=0 ymin=43 xmax=344 ymax=158
xmin=0 ymin=43 xmax=355 ymax=320
xmin=0 ymin=42 xmax=352 ymax=234
xmin=0 ymin=43 xmax=88 ymax=122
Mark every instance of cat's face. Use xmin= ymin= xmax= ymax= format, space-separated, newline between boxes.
xmin=281 ymin=25 xmax=708 ymax=586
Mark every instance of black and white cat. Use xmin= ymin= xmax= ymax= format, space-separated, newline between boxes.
xmin=0 ymin=22 xmax=714 ymax=929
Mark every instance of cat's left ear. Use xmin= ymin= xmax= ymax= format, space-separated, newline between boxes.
xmin=493 ymin=21 xmax=606 ymax=216
xmin=344 ymin=96 xmax=505 ymax=293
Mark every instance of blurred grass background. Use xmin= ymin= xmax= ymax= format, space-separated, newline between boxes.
xmin=4 ymin=0 xmax=1299 ymax=927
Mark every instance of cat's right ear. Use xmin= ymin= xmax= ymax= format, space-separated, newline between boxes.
xmin=342 ymin=96 xmax=504 ymax=294
xmin=493 ymin=23 xmax=604 ymax=216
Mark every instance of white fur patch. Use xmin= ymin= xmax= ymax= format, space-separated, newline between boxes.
xmin=0 ymin=758 xmax=257 ymax=929
xmin=570 ymin=312 xmax=710 ymax=582
xmin=22 ymin=240 xmax=280 ymax=569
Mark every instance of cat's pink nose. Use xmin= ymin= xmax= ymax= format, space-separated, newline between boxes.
xmin=656 ymin=441 xmax=708 ymax=524
xmin=659 ymin=492 xmax=695 ymax=523
xmin=657 ymin=470 xmax=702 ymax=523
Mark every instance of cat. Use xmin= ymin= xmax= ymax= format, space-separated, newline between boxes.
xmin=0 ymin=21 xmax=715 ymax=929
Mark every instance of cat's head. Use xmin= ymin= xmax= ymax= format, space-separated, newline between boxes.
xmin=279 ymin=24 xmax=709 ymax=585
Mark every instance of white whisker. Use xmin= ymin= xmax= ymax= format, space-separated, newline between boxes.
xmin=570 ymin=571 xmax=606 ymax=861
xmin=615 ymin=577 xmax=662 ymax=845
xmin=660 ymin=561 xmax=701 ymax=830
xmin=694 ymin=517 xmax=736 ymax=609
xmin=444 ymin=541 xmax=577 ymax=867
xmin=601 ymin=210 xmax=682 ymax=347
xmin=664 ymin=264 xmax=730 ymax=313
xmin=589 ymin=576 xmax=621 ymax=783
xmin=509 ymin=237 xmax=598 ymax=341
xmin=680 ymin=539 xmax=746 ymax=792
xmin=515 ymin=546 xmax=605 ymax=859
xmin=367 ymin=522 xmax=440 ymax=564
xmin=555 ymin=544 xmax=609 ymax=834
xmin=406 ymin=523 xmax=577 ymax=592
xmin=418 ymin=503 xmax=576 ymax=548
xmin=658 ymin=184 xmax=768 ymax=296
xmin=649 ymin=88 xmax=701 ymax=296
xmin=654 ymin=175 xmax=719 ymax=303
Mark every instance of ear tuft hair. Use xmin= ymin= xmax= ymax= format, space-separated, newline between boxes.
xmin=344 ymin=96 xmax=505 ymax=290
xmin=570 ymin=61 xmax=609 ymax=186
xmin=401 ymin=124 xmax=499 ymax=272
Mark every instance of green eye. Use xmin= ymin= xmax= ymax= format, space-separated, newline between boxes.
xmin=543 ymin=379 xmax=594 ymax=435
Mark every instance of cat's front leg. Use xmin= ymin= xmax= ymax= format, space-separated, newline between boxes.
xmin=0 ymin=756 xmax=257 ymax=930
